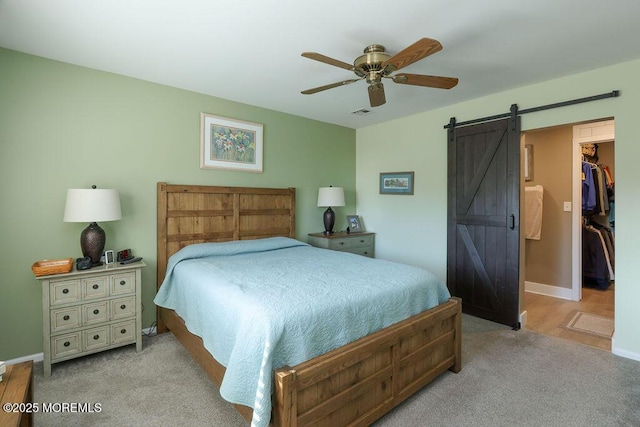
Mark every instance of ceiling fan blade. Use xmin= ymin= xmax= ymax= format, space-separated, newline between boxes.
xmin=301 ymin=52 xmax=354 ymax=71
xmin=368 ymin=83 xmax=386 ymax=107
xmin=301 ymin=79 xmax=361 ymax=95
xmin=381 ymin=38 xmax=443 ymax=72
xmin=391 ymin=73 xmax=459 ymax=89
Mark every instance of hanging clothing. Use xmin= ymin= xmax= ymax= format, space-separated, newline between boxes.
xmin=582 ymin=225 xmax=610 ymax=290
xmin=582 ymin=161 xmax=596 ymax=214
xmin=582 ymin=161 xmax=612 ymax=216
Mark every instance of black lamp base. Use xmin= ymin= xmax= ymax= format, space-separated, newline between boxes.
xmin=323 ymin=207 xmax=335 ymax=235
xmin=81 ymin=222 xmax=106 ymax=266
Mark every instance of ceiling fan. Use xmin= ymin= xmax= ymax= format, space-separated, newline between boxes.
xmin=301 ymin=38 xmax=458 ymax=108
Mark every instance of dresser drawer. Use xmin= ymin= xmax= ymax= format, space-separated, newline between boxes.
xmin=328 ymin=238 xmax=354 ymax=250
xmin=308 ymin=232 xmax=375 ymax=258
xmin=348 ymin=234 xmax=374 ymax=248
xmin=50 ymin=306 xmax=81 ymax=333
xmin=111 ymin=272 xmax=135 ymax=295
xmin=83 ymin=301 xmax=109 ymax=325
xmin=111 ymin=320 xmax=136 ymax=345
xmin=82 ymin=276 xmax=109 ymax=300
xmin=50 ymin=280 xmax=81 ymax=306
xmin=51 ymin=332 xmax=81 ymax=360
xmin=111 ymin=296 xmax=136 ymax=320
xmin=83 ymin=326 xmax=109 ymax=351
xmin=348 ymin=246 xmax=374 ymax=258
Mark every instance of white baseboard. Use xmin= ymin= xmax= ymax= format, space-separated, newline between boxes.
xmin=612 ymin=334 xmax=640 ymax=361
xmin=4 ymin=352 xmax=43 ymax=366
xmin=525 ymin=281 xmax=573 ymax=300
xmin=519 ymin=310 xmax=528 ymax=328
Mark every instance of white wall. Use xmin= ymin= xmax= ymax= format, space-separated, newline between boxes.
xmin=356 ymin=58 xmax=640 ymax=360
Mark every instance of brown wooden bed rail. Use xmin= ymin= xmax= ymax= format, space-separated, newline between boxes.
xmin=272 ymin=297 xmax=461 ymax=426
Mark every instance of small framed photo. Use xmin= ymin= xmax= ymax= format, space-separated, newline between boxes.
xmin=104 ymin=250 xmax=115 ymax=265
xmin=200 ymin=113 xmax=264 ymax=173
xmin=524 ymin=144 xmax=533 ymax=181
xmin=347 ymin=215 xmax=363 ymax=233
xmin=379 ymin=171 xmax=414 ymax=195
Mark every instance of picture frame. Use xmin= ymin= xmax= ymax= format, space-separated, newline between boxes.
xmin=200 ymin=113 xmax=263 ymax=173
xmin=379 ymin=171 xmax=415 ymax=195
xmin=104 ymin=250 xmax=115 ymax=265
xmin=524 ymin=144 xmax=533 ymax=181
xmin=347 ymin=215 xmax=363 ymax=233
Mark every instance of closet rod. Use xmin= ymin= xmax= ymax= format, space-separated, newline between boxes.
xmin=444 ymin=90 xmax=620 ymax=129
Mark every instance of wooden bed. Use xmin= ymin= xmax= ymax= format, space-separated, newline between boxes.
xmin=156 ymin=182 xmax=462 ymax=426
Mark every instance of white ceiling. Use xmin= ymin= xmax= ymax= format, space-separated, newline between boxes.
xmin=2 ymin=0 xmax=640 ymax=129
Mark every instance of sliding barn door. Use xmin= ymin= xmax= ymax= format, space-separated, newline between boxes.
xmin=447 ymin=117 xmax=521 ymax=327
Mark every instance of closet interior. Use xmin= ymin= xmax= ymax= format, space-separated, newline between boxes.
xmin=523 ymin=120 xmax=615 ymax=352
xmin=581 ymin=142 xmax=615 ymax=291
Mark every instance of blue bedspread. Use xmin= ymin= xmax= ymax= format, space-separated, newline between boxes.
xmin=154 ymin=237 xmax=450 ymax=427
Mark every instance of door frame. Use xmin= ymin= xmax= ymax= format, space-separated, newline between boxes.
xmin=570 ymin=120 xmax=615 ymax=301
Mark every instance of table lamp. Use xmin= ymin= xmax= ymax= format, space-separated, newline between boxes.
xmin=63 ymin=186 xmax=122 ymax=266
xmin=317 ymin=186 xmax=345 ymax=235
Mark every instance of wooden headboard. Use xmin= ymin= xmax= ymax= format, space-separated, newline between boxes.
xmin=156 ymin=182 xmax=296 ymax=291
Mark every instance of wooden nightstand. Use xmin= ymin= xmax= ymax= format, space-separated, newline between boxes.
xmin=35 ymin=261 xmax=145 ymax=377
xmin=308 ymin=232 xmax=375 ymax=257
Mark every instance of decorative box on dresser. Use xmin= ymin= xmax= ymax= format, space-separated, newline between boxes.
xmin=35 ymin=261 xmax=145 ymax=377
xmin=308 ymin=232 xmax=375 ymax=257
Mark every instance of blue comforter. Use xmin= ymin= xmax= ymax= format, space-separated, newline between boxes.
xmin=154 ymin=237 xmax=450 ymax=427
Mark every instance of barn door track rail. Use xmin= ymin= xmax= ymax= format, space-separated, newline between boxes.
xmin=444 ymin=90 xmax=620 ymax=129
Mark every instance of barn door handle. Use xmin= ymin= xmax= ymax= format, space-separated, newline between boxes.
xmin=510 ymin=214 xmax=515 ymax=230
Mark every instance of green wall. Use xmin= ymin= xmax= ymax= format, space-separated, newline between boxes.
xmin=0 ymin=48 xmax=356 ymax=360
xmin=356 ymin=58 xmax=640 ymax=359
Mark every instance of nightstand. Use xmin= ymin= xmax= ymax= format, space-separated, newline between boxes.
xmin=308 ymin=232 xmax=375 ymax=257
xmin=35 ymin=261 xmax=145 ymax=377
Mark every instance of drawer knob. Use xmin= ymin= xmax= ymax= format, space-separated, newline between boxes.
xmin=93 ymin=335 xmax=100 ymax=340
xmin=120 ymin=304 xmax=126 ymax=310
xmin=120 ymin=329 xmax=127 ymax=334
xmin=92 ymin=284 xmax=99 ymax=290
xmin=64 ymin=341 xmax=70 ymax=347
xmin=339 ymin=242 xmax=345 ymax=245
xmin=93 ymin=309 xmax=100 ymax=315
xmin=120 ymin=280 xmax=126 ymax=286
xmin=360 ymin=240 xmax=365 ymax=243
xmin=364 ymin=251 xmax=368 ymax=255
xmin=62 ymin=288 xmax=69 ymax=294
xmin=63 ymin=315 xmax=70 ymax=321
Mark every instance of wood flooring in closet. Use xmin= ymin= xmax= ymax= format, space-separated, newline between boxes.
xmin=524 ymin=286 xmax=615 ymax=351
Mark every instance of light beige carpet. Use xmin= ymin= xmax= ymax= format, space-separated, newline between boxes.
xmin=33 ymin=314 xmax=640 ymax=426
xmin=565 ymin=311 xmax=614 ymax=338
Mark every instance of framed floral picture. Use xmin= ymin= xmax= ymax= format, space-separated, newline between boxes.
xmin=200 ymin=113 xmax=263 ymax=172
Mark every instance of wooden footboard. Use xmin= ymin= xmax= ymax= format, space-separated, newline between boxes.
xmin=161 ymin=297 xmax=461 ymax=426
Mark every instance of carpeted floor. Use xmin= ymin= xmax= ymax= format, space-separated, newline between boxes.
xmin=33 ymin=314 xmax=640 ymax=426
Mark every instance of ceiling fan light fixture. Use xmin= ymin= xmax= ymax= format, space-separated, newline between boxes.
xmin=368 ymin=83 xmax=386 ymax=107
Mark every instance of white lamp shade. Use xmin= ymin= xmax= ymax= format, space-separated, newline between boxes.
xmin=63 ymin=189 xmax=122 ymax=223
xmin=317 ymin=187 xmax=345 ymax=207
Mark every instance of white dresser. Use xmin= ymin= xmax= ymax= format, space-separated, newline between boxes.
xmin=36 ymin=261 xmax=145 ymax=377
